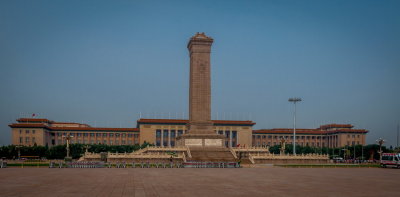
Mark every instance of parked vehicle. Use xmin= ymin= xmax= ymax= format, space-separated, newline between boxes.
xmin=380 ymin=153 xmax=400 ymax=168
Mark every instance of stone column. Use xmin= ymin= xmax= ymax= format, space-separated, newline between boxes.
xmin=161 ymin=130 xmax=164 ymax=147
xmin=168 ymin=130 xmax=171 ymax=147
xmin=187 ymin=32 xmax=214 ymax=134
xmin=229 ymin=130 xmax=233 ymax=148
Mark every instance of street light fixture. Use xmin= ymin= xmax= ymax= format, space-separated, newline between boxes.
xmin=288 ymin=97 xmax=302 ymax=156
xmin=62 ymin=133 xmax=74 ymax=160
xmin=376 ymin=138 xmax=385 ymax=162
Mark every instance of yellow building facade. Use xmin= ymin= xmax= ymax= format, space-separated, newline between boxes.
xmin=253 ymin=124 xmax=368 ymax=148
xmin=9 ymin=118 xmax=367 ymax=148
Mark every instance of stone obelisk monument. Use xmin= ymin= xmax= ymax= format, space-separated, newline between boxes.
xmin=177 ymin=32 xmax=225 ymax=147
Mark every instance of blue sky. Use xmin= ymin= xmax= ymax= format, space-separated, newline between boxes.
xmin=0 ymin=0 xmax=399 ymax=147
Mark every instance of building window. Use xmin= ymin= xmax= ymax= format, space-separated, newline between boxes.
xmin=77 ymin=133 xmax=82 ymax=137
xmin=178 ymin=130 xmax=183 ymax=136
xmin=257 ymin=135 xmax=260 ymax=139
xmin=32 ymin=137 xmax=36 ymax=143
xmin=122 ymin=134 xmax=126 ymax=137
xmin=262 ymin=135 xmax=266 ymax=139
xmin=103 ymin=140 xmax=107 ymax=144
xmin=19 ymin=130 xmax=22 ymax=134
xmin=122 ymin=140 xmax=126 ymax=145
xmin=90 ymin=133 xmax=94 ymax=137
xmin=116 ymin=133 xmax=120 ymax=137
xmin=103 ymin=133 xmax=107 ymax=137
xmin=19 ymin=137 xmax=23 ymax=143
xmin=96 ymin=133 xmax=100 ymax=137
xmin=128 ymin=134 xmax=133 ymax=137
xmin=84 ymin=133 xmax=88 ymax=137
xmin=268 ymin=135 xmax=272 ymax=139
xmin=32 ymin=130 xmax=35 ymax=134
xmin=97 ymin=140 xmax=100 ymax=144
xmin=163 ymin=130 xmax=168 ymax=147
xmin=171 ymin=130 xmax=176 ymax=138
xmin=109 ymin=133 xmax=114 ymax=137
xmin=156 ymin=129 xmax=161 ymax=137
xmin=26 ymin=130 xmax=30 ymax=134
xmin=25 ymin=137 xmax=30 ymax=143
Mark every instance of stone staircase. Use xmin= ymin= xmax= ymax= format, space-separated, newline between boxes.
xmin=188 ymin=147 xmax=237 ymax=162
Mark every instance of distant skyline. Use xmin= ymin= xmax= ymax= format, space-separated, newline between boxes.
xmin=1 ymin=0 xmax=399 ymax=147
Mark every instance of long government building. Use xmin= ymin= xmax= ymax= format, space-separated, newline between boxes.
xmin=9 ymin=118 xmax=368 ymax=148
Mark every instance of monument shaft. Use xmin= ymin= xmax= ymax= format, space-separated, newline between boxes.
xmin=177 ymin=32 xmax=225 ymax=148
xmin=187 ymin=33 xmax=213 ymax=134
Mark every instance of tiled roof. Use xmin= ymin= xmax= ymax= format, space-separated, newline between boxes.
xmin=17 ymin=118 xmax=54 ymax=123
xmin=51 ymin=127 xmax=139 ymax=132
xmin=136 ymin=119 xmax=256 ymax=126
xmin=253 ymin=128 xmax=368 ymax=135
xmin=319 ymin=124 xmax=353 ymax=129
xmin=9 ymin=123 xmax=138 ymax=132
xmin=9 ymin=123 xmax=50 ymax=129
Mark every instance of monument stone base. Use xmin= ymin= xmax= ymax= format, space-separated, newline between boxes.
xmin=176 ymin=134 xmax=225 ymax=147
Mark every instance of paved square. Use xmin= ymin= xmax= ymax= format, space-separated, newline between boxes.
xmin=0 ymin=168 xmax=399 ymax=197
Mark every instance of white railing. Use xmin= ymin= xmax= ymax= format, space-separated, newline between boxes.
xmin=248 ymin=154 xmax=255 ymax=164
xmin=251 ymin=153 xmax=329 ymax=160
xmin=186 ymin=146 xmax=192 ymax=158
xmin=229 ymin=148 xmax=238 ymax=159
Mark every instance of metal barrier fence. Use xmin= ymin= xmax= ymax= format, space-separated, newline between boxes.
xmin=183 ymin=161 xmax=239 ymax=168
xmin=66 ymin=161 xmax=105 ymax=168
xmin=47 ymin=161 xmax=239 ymax=168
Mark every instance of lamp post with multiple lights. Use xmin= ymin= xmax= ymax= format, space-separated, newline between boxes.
xmin=62 ymin=133 xmax=74 ymax=160
xmin=288 ymin=97 xmax=302 ymax=155
xmin=376 ymin=138 xmax=385 ymax=162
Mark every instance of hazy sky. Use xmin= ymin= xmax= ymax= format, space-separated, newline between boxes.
xmin=1 ymin=0 xmax=399 ymax=147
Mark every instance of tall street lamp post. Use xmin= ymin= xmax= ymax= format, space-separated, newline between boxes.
xmin=62 ymin=133 xmax=74 ymax=161
xmin=376 ymin=138 xmax=385 ymax=162
xmin=288 ymin=97 xmax=301 ymax=156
